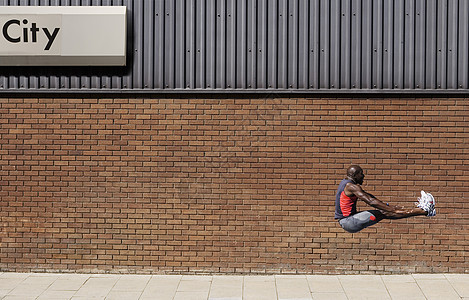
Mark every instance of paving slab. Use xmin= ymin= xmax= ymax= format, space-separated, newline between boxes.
xmin=173 ymin=291 xmax=209 ymax=300
xmin=0 ymin=277 xmax=24 ymax=291
xmin=0 ymin=273 xmax=30 ymax=279
xmin=177 ymin=275 xmax=212 ymax=293
xmin=111 ymin=275 xmax=151 ymax=292
xmin=307 ymin=275 xmax=348 ymax=300
xmin=339 ymin=275 xmax=391 ymax=300
xmin=275 ymin=275 xmax=312 ymax=300
xmin=0 ymin=272 xmax=465 ymax=299
xmin=139 ymin=275 xmax=181 ymax=300
xmin=47 ymin=274 xmax=90 ymax=291
xmin=307 ymin=275 xmax=345 ymax=293
xmin=0 ymin=289 xmax=12 ymax=298
xmin=171 ymin=275 xmax=212 ymax=300
xmin=70 ymin=296 xmax=105 ymax=300
xmin=445 ymin=274 xmax=469 ymax=298
xmin=72 ymin=275 xmax=120 ymax=298
xmin=3 ymin=296 xmax=38 ymax=300
xmin=209 ymin=276 xmax=243 ymax=300
xmin=105 ymin=290 xmax=142 ymax=300
xmin=381 ymin=275 xmax=426 ymax=300
xmin=7 ymin=274 xmax=58 ymax=298
xmin=243 ymin=276 xmax=277 ymax=300
xmin=311 ymin=292 xmax=348 ymax=300
xmin=36 ymin=290 xmax=77 ymax=300
xmin=413 ymin=274 xmax=462 ymax=300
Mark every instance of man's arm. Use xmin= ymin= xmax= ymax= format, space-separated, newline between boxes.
xmin=344 ymin=183 xmax=398 ymax=213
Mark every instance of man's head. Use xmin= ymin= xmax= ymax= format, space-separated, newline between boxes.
xmin=346 ymin=165 xmax=365 ymax=185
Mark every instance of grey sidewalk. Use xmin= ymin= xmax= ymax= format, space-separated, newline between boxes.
xmin=0 ymin=272 xmax=468 ymax=300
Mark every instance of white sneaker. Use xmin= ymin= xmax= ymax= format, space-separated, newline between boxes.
xmin=417 ymin=190 xmax=436 ymax=217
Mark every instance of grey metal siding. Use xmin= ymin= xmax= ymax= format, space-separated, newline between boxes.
xmin=1 ymin=0 xmax=469 ymax=93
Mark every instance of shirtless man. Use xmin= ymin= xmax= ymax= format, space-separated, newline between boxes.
xmin=335 ymin=165 xmax=436 ymax=233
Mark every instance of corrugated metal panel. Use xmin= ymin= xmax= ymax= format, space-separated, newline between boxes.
xmin=1 ymin=0 xmax=469 ymax=93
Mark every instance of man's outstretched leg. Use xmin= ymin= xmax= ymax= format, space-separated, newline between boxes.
xmin=382 ymin=191 xmax=436 ymax=219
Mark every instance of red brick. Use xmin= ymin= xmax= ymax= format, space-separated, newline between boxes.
xmin=0 ymin=96 xmax=467 ymax=274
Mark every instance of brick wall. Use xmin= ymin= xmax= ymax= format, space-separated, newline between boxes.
xmin=0 ymin=96 xmax=468 ymax=274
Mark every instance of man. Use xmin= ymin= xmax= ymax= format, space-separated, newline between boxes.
xmin=335 ymin=165 xmax=436 ymax=233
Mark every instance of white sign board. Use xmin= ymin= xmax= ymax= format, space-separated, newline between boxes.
xmin=0 ymin=6 xmax=127 ymax=66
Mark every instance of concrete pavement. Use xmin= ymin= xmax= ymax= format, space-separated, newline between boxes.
xmin=0 ymin=272 xmax=468 ymax=300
